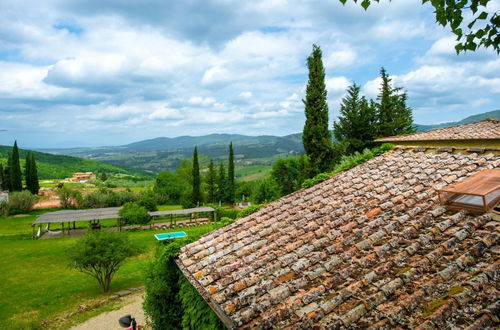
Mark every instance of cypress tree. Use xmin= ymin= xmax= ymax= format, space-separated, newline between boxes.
xmin=28 ymin=153 xmax=40 ymax=195
xmin=10 ymin=141 xmax=22 ymax=191
xmin=227 ymin=142 xmax=235 ymax=204
xmin=333 ymin=83 xmax=377 ymax=155
xmin=25 ymin=151 xmax=32 ymax=191
xmin=375 ymin=68 xmax=416 ymax=138
xmin=217 ymin=161 xmax=226 ymax=203
xmin=191 ymin=146 xmax=201 ymax=206
xmin=4 ymin=154 xmax=11 ymax=191
xmin=206 ymin=158 xmax=217 ymax=204
xmin=0 ymin=163 xmax=4 ymax=191
xmin=302 ymin=44 xmax=334 ymax=175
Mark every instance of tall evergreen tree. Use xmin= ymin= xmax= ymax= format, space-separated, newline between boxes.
xmin=375 ymin=68 xmax=416 ymax=138
xmin=25 ymin=152 xmax=32 ymax=191
xmin=333 ymin=83 xmax=377 ymax=155
xmin=217 ymin=161 xmax=226 ymax=203
xmin=227 ymin=142 xmax=235 ymax=204
xmin=10 ymin=141 xmax=22 ymax=191
xmin=206 ymin=158 xmax=217 ymax=204
xmin=27 ymin=153 xmax=39 ymax=195
xmin=191 ymin=146 xmax=202 ymax=206
xmin=4 ymin=154 xmax=11 ymax=191
xmin=302 ymin=44 xmax=334 ymax=175
xmin=0 ymin=163 xmax=4 ymax=191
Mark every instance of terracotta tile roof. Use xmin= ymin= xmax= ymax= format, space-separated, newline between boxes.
xmin=375 ymin=118 xmax=500 ymax=142
xmin=177 ymin=147 xmax=500 ymax=329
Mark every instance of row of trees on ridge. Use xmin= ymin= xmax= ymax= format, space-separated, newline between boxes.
xmin=0 ymin=141 xmax=39 ymax=194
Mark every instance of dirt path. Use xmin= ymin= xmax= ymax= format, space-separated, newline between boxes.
xmin=71 ymin=292 xmax=147 ymax=330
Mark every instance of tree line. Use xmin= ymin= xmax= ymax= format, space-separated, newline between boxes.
xmin=0 ymin=141 xmax=39 ymax=194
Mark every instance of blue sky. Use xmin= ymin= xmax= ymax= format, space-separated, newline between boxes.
xmin=0 ymin=0 xmax=499 ymax=148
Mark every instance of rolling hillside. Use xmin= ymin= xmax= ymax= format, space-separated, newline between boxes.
xmin=39 ymin=109 xmax=500 ymax=175
xmin=0 ymin=146 xmax=149 ymax=180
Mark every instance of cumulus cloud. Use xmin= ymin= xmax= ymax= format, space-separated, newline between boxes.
xmin=0 ymin=0 xmax=498 ymax=147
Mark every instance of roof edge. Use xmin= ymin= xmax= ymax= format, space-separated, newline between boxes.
xmin=175 ymin=258 xmax=235 ymax=329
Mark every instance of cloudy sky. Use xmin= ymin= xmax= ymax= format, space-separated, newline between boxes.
xmin=0 ymin=0 xmax=499 ymax=148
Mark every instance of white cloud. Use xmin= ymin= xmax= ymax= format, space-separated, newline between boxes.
xmin=188 ymin=96 xmax=216 ymax=106
xmin=326 ymin=76 xmax=350 ymax=96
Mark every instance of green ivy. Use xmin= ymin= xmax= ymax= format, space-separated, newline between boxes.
xmin=144 ymin=238 xmax=224 ymax=330
xmin=302 ymin=144 xmax=394 ymax=189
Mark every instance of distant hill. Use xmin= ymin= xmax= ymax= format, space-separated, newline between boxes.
xmin=416 ymin=109 xmax=500 ymax=132
xmin=0 ymin=146 xmax=149 ymax=180
xmin=39 ymin=109 xmax=500 ymax=175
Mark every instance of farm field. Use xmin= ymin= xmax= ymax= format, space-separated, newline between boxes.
xmin=0 ymin=210 xmax=220 ymax=329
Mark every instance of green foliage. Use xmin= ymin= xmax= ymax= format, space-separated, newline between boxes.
xmin=99 ymin=172 xmax=108 ymax=181
xmin=302 ymin=144 xmax=394 ymax=188
xmin=0 ymin=162 xmax=4 ymax=191
xmin=143 ymin=239 xmax=186 ymax=330
xmin=10 ymin=141 xmax=22 ymax=192
xmin=179 ymin=276 xmax=225 ymax=330
xmin=83 ymin=188 xmax=137 ymax=208
xmin=57 ymin=187 xmax=83 ymax=209
xmin=217 ymin=161 xmax=226 ymax=203
xmin=219 ymin=216 xmax=235 ymax=226
xmin=340 ymin=0 xmax=499 ymax=54
xmin=237 ymin=204 xmax=265 ymax=218
xmin=302 ymin=44 xmax=335 ymax=175
xmin=271 ymin=155 xmax=310 ymax=196
xmin=138 ymin=193 xmax=158 ymax=212
xmin=227 ymin=142 xmax=235 ymax=203
xmin=375 ymin=68 xmax=416 ymax=138
xmin=191 ymin=147 xmax=202 ymax=207
xmin=25 ymin=152 xmax=40 ymax=195
xmin=154 ymin=171 xmax=189 ymax=203
xmin=119 ymin=202 xmax=151 ymax=226
xmin=235 ymin=180 xmax=257 ymax=200
xmin=205 ymin=158 xmax=217 ymax=204
xmin=5 ymin=190 xmax=37 ymax=215
xmin=252 ymin=177 xmax=280 ymax=203
xmin=68 ymin=230 xmax=141 ymax=293
xmin=333 ymin=83 xmax=377 ymax=154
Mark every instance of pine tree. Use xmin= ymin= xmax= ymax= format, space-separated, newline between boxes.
xmin=28 ymin=153 xmax=39 ymax=195
xmin=375 ymin=68 xmax=416 ymax=138
xmin=333 ymin=83 xmax=377 ymax=155
xmin=191 ymin=146 xmax=202 ymax=206
xmin=10 ymin=141 xmax=22 ymax=191
xmin=227 ymin=142 xmax=235 ymax=204
xmin=206 ymin=158 xmax=217 ymax=204
xmin=217 ymin=161 xmax=226 ymax=203
xmin=302 ymin=44 xmax=334 ymax=175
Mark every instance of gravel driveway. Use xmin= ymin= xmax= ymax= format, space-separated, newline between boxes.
xmin=71 ymin=292 xmax=147 ymax=330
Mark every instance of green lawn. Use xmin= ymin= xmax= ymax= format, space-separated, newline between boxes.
xmin=0 ymin=210 xmax=220 ymax=329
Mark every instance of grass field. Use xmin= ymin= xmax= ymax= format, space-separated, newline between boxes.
xmin=236 ymin=165 xmax=271 ymax=182
xmin=0 ymin=209 xmax=220 ymax=329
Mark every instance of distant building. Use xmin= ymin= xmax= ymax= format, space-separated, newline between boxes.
xmin=69 ymin=172 xmax=96 ymax=183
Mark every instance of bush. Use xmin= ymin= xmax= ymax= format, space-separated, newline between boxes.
xmin=143 ymin=239 xmax=223 ymax=330
xmin=237 ymin=204 xmax=265 ymax=218
xmin=83 ymin=188 xmax=137 ymax=208
xmin=68 ymin=230 xmax=141 ymax=293
xmin=138 ymin=193 xmax=158 ymax=212
xmin=219 ymin=216 xmax=234 ymax=226
xmin=57 ymin=187 xmax=83 ymax=208
xmin=5 ymin=191 xmax=37 ymax=215
xmin=119 ymin=202 xmax=151 ymax=226
xmin=302 ymin=144 xmax=394 ymax=188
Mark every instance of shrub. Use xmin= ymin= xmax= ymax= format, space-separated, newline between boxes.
xmin=119 ymin=202 xmax=151 ymax=226
xmin=143 ymin=239 xmax=223 ymax=330
xmin=6 ymin=191 xmax=37 ymax=215
xmin=302 ymin=144 xmax=394 ymax=188
xmin=68 ymin=230 xmax=141 ymax=293
xmin=57 ymin=187 xmax=83 ymax=208
xmin=220 ymin=216 xmax=234 ymax=226
xmin=138 ymin=193 xmax=158 ymax=212
xmin=237 ymin=204 xmax=265 ymax=218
